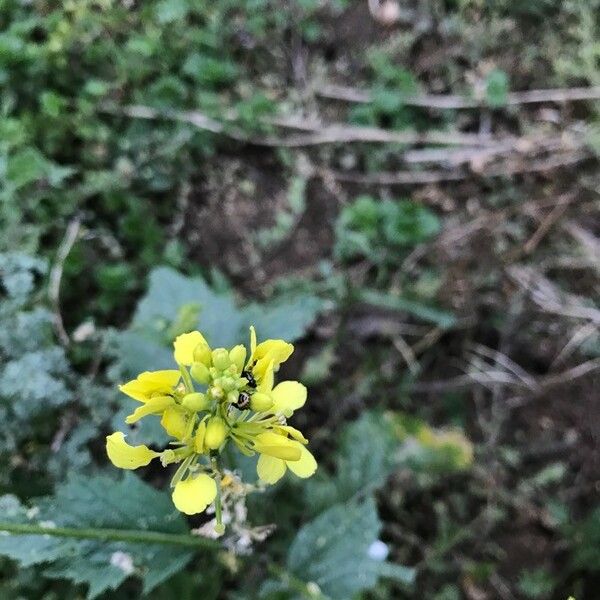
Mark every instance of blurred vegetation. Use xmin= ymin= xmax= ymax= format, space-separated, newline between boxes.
xmin=1 ymin=0 xmax=599 ymax=599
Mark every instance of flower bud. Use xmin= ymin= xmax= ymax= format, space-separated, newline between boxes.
xmin=250 ymin=392 xmax=274 ymax=412
xmin=229 ymin=345 xmax=247 ymax=373
xmin=190 ymin=362 xmax=211 ymax=384
xmin=204 ymin=416 xmax=227 ymax=450
xmin=181 ymin=392 xmax=209 ymax=412
xmin=220 ymin=376 xmax=236 ymax=392
xmin=193 ymin=342 xmax=212 ymax=367
xmin=209 ymin=385 xmax=224 ymax=400
xmin=227 ymin=391 xmax=239 ymax=405
xmin=212 ymin=348 xmax=230 ymax=371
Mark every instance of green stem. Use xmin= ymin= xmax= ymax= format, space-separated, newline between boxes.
xmin=211 ymin=456 xmax=224 ymax=534
xmin=179 ymin=364 xmax=194 ymax=394
xmin=170 ymin=453 xmax=195 ymax=488
xmin=267 ymin=561 xmax=329 ymax=599
xmin=0 ymin=521 xmax=219 ymax=549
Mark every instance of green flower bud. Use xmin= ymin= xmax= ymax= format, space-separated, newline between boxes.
xmin=204 ymin=416 xmax=227 ymax=450
xmin=229 ymin=344 xmax=247 ymax=373
xmin=220 ymin=376 xmax=236 ymax=392
xmin=193 ymin=342 xmax=212 ymax=367
xmin=209 ymin=385 xmax=224 ymax=400
xmin=212 ymin=348 xmax=230 ymax=371
xmin=250 ymin=392 xmax=274 ymax=412
xmin=181 ymin=392 xmax=209 ymax=412
xmin=227 ymin=391 xmax=239 ymax=405
xmin=190 ymin=362 xmax=211 ymax=384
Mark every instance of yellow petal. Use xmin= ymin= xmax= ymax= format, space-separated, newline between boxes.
xmin=249 ymin=326 xmax=257 ymax=356
xmin=160 ymin=406 xmax=188 ymax=440
xmin=125 ymin=396 xmax=175 ymax=424
xmin=286 ymin=444 xmax=317 ymax=478
xmin=119 ymin=370 xmax=181 ymax=402
xmin=253 ymin=339 xmax=294 ymax=365
xmin=172 ymin=475 xmax=217 ymax=515
xmin=254 ymin=432 xmax=302 ymax=461
xmin=194 ymin=419 xmax=207 ymax=453
xmin=277 ymin=425 xmax=308 ymax=444
xmin=251 ymin=340 xmax=294 ymax=382
xmin=271 ymin=381 xmax=307 ymax=416
xmin=105 ymin=432 xmax=159 ymax=470
xmin=257 ymin=360 xmax=274 ymax=393
xmin=257 ymin=454 xmax=287 ymax=484
xmin=174 ymin=331 xmax=209 ymax=366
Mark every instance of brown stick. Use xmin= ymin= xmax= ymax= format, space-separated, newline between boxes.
xmin=318 ymin=83 xmax=600 ymax=109
xmin=523 ymin=193 xmax=576 ymax=254
xmin=99 ymin=103 xmax=502 ymax=148
xmin=323 ymin=150 xmax=591 ymax=185
xmin=48 ymin=216 xmax=81 ymax=346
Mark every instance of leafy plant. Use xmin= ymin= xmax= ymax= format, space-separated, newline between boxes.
xmin=113 ymin=266 xmax=323 ymax=375
xmin=0 ymin=474 xmax=214 ymax=599
xmin=335 ymin=196 xmax=441 ymax=266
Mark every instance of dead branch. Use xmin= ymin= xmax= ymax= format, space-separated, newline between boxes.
xmin=323 ymin=150 xmax=591 ymax=185
xmin=318 ymin=83 xmax=600 ymax=109
xmin=507 ymin=265 xmax=600 ymax=324
xmin=410 ymin=358 xmax=600 ymax=395
xmin=99 ymin=102 xmax=497 ymax=148
xmin=48 ymin=216 xmax=82 ymax=346
xmin=523 ymin=193 xmax=576 ymax=254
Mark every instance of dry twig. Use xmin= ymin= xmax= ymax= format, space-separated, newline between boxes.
xmin=99 ymin=103 xmax=495 ymax=148
xmin=318 ymin=83 xmax=600 ymax=109
xmin=49 ymin=216 xmax=82 ymax=346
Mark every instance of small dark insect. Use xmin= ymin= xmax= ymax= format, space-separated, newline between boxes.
xmin=236 ymin=391 xmax=251 ymax=410
xmin=241 ymin=370 xmax=257 ymax=388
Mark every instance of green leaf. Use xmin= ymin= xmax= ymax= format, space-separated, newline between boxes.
xmin=0 ymin=474 xmax=199 ymax=599
xmin=6 ymin=148 xmax=74 ymax=190
xmin=116 ymin=267 xmax=323 ymax=374
xmin=306 ymin=412 xmax=397 ymax=510
xmin=286 ymin=498 xmax=414 ymax=599
xmin=517 ymin=567 xmax=556 ymax=598
xmin=335 ymin=197 xmax=441 ymax=268
xmin=358 ymin=289 xmax=456 ymax=329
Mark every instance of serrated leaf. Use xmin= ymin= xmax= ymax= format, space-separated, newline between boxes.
xmin=116 ymin=267 xmax=323 ymax=373
xmin=0 ymin=474 xmax=195 ymax=598
xmin=287 ymin=497 xmax=413 ymax=599
xmin=306 ymin=412 xmax=398 ymax=512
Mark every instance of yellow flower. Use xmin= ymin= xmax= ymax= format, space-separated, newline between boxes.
xmin=106 ymin=326 xmax=317 ymax=523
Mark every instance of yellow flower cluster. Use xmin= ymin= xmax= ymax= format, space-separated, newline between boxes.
xmin=106 ymin=327 xmax=317 ymax=524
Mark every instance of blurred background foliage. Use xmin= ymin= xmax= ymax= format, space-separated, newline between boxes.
xmin=0 ymin=0 xmax=599 ymax=598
